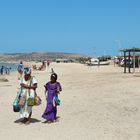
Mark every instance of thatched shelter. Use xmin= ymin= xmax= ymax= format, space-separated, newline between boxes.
xmin=120 ymin=47 xmax=140 ymax=73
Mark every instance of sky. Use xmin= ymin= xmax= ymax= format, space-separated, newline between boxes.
xmin=0 ymin=0 xmax=140 ymax=56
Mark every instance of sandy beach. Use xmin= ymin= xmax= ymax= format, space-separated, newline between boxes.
xmin=0 ymin=62 xmax=140 ymax=140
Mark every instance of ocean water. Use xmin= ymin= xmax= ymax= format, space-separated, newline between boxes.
xmin=0 ymin=62 xmax=18 ymax=72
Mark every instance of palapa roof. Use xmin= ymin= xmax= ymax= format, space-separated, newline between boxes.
xmin=120 ymin=47 xmax=140 ymax=52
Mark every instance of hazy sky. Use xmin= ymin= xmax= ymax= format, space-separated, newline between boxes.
xmin=0 ymin=0 xmax=140 ymax=55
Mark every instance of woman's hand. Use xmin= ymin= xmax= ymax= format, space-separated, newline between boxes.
xmin=56 ymin=87 xmax=62 ymax=93
xmin=20 ymin=83 xmax=30 ymax=89
xmin=20 ymin=83 xmax=37 ymax=90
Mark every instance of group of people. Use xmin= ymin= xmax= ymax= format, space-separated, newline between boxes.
xmin=0 ymin=65 xmax=11 ymax=75
xmin=32 ymin=61 xmax=50 ymax=71
xmin=15 ymin=61 xmax=62 ymax=125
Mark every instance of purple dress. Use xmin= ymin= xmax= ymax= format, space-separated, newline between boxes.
xmin=42 ymin=81 xmax=62 ymax=120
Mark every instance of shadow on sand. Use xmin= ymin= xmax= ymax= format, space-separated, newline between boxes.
xmin=42 ymin=116 xmax=60 ymax=124
xmin=14 ymin=118 xmax=41 ymax=124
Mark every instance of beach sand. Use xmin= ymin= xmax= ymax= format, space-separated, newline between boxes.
xmin=0 ymin=62 xmax=140 ymax=140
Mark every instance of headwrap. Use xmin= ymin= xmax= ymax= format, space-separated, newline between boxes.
xmin=24 ymin=67 xmax=31 ymax=75
xmin=51 ymin=73 xmax=57 ymax=80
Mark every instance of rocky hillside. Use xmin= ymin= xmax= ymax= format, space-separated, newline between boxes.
xmin=0 ymin=52 xmax=90 ymax=61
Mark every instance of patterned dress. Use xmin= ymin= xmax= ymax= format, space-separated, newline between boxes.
xmin=19 ymin=76 xmax=37 ymax=118
xmin=42 ymin=81 xmax=62 ymax=121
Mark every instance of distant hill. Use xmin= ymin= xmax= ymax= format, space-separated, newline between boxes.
xmin=0 ymin=52 xmax=90 ymax=61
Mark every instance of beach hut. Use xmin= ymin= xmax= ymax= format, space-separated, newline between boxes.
xmin=120 ymin=47 xmax=140 ymax=73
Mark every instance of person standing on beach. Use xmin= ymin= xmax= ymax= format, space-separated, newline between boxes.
xmin=42 ymin=73 xmax=62 ymax=123
xmin=19 ymin=67 xmax=37 ymax=125
xmin=17 ymin=61 xmax=24 ymax=80
xmin=0 ymin=66 xmax=4 ymax=75
xmin=5 ymin=66 xmax=11 ymax=75
xmin=47 ymin=61 xmax=50 ymax=68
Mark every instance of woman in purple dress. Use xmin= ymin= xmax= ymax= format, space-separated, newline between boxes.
xmin=42 ymin=73 xmax=62 ymax=122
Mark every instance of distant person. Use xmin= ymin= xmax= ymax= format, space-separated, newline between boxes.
xmin=42 ymin=73 xmax=62 ymax=123
xmin=42 ymin=61 xmax=46 ymax=69
xmin=0 ymin=66 xmax=4 ymax=75
xmin=47 ymin=61 xmax=50 ymax=67
xmin=17 ymin=61 xmax=24 ymax=80
xmin=51 ymin=68 xmax=54 ymax=73
xmin=39 ymin=61 xmax=46 ymax=71
xmin=5 ymin=66 xmax=11 ymax=75
xmin=32 ymin=64 xmax=37 ymax=70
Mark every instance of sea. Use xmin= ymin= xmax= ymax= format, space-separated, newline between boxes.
xmin=0 ymin=62 xmax=18 ymax=72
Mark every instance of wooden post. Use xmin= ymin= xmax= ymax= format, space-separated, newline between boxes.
xmin=133 ymin=50 xmax=135 ymax=73
xmin=124 ymin=51 xmax=126 ymax=73
xmin=128 ymin=51 xmax=131 ymax=73
xmin=138 ymin=57 xmax=140 ymax=68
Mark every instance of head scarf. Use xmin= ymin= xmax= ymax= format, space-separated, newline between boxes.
xmin=51 ymin=73 xmax=57 ymax=81
xmin=24 ymin=67 xmax=31 ymax=75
